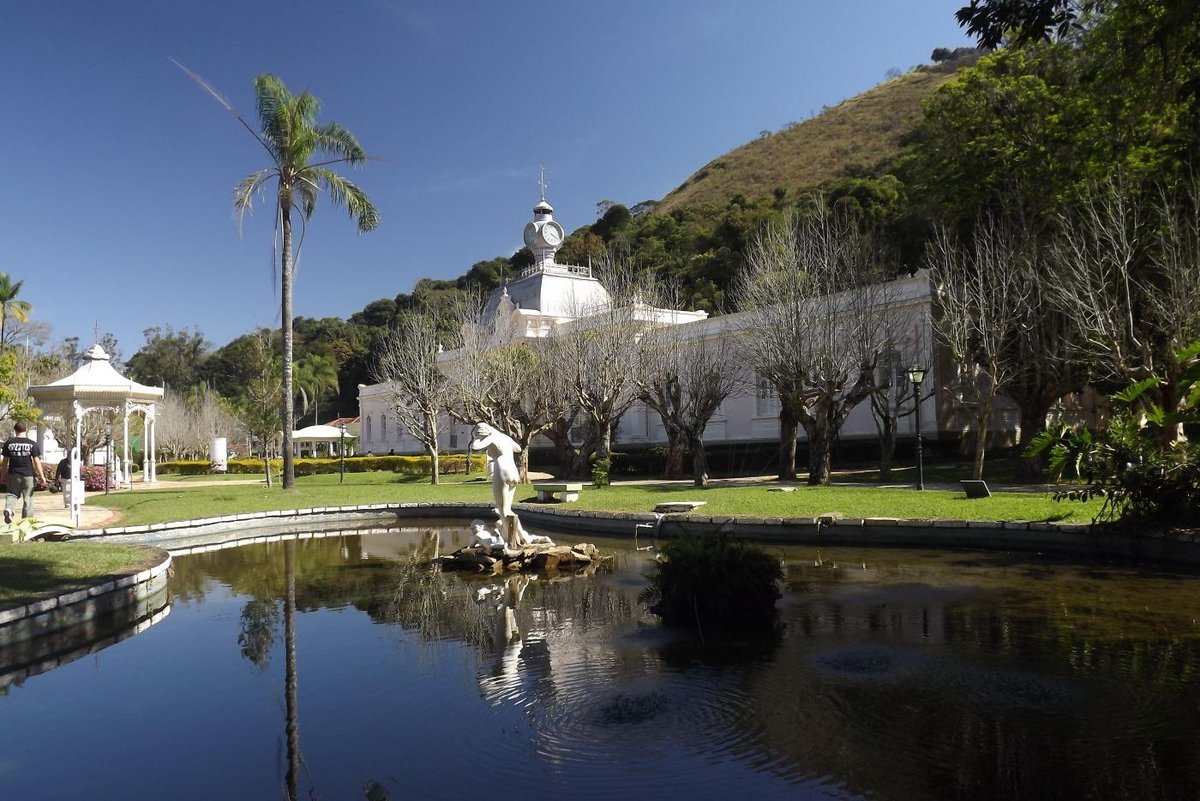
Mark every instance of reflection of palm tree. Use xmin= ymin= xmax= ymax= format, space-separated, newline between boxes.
xmin=237 ymin=597 xmax=281 ymax=670
xmin=284 ymin=539 xmax=300 ymax=801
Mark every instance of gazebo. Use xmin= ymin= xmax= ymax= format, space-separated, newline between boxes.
xmin=292 ymin=424 xmax=356 ymax=458
xmin=27 ymin=344 xmax=165 ymax=487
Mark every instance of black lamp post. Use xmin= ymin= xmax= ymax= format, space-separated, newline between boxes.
xmin=104 ymin=422 xmax=113 ymax=497
xmin=339 ymin=424 xmax=347 ymax=485
xmin=906 ymin=366 xmax=927 ymax=491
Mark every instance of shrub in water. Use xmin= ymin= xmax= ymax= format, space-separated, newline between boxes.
xmin=640 ymin=533 xmax=783 ymax=636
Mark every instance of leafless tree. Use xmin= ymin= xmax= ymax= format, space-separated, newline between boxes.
xmin=738 ymin=204 xmax=896 ymax=484
xmin=927 ymin=216 xmax=1032 ymax=480
xmin=1048 ymin=179 xmax=1200 ymax=424
xmin=868 ymin=304 xmax=932 ymax=480
xmin=636 ymin=324 xmax=742 ymax=487
xmin=372 ymin=310 xmax=451 ymax=484
xmin=548 ymin=258 xmax=651 ymax=477
xmin=442 ymin=292 xmax=575 ymax=482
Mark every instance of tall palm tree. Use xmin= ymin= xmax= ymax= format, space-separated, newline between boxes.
xmin=182 ymin=66 xmax=379 ymax=488
xmin=0 ymin=273 xmax=32 ymax=348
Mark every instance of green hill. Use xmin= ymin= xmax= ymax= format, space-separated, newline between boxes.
xmin=658 ymin=65 xmax=963 ymax=213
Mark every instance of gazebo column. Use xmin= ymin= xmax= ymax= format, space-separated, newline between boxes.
xmin=123 ymin=404 xmax=132 ymax=486
xmin=146 ymin=411 xmax=157 ymax=483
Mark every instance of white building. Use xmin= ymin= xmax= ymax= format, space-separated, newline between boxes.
xmin=358 ymin=191 xmax=1004 ymax=465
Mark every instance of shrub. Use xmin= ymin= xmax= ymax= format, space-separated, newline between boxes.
xmin=1029 ymin=340 xmax=1200 ymax=527
xmin=156 ymin=454 xmax=486 ymax=477
xmin=640 ymin=533 xmax=783 ymax=637
xmin=590 ymin=456 xmax=610 ymax=488
xmin=80 ymin=465 xmax=115 ymax=491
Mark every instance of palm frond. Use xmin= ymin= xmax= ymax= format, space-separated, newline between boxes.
xmin=233 ymin=169 xmax=275 ymax=233
xmin=254 ymin=74 xmax=293 ymax=154
xmin=314 ymin=122 xmax=368 ymax=163
xmin=311 ymin=168 xmax=380 ymax=232
xmin=173 ymin=59 xmax=275 ymax=159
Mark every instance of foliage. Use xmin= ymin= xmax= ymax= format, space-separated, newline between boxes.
xmin=125 ymin=325 xmax=211 ymax=390
xmin=156 ymin=453 xmax=484 ymax=477
xmin=639 ymin=533 xmax=783 ymax=636
xmin=1028 ymin=341 xmax=1200 ymax=526
xmin=0 ymin=273 xmax=33 ymax=348
xmin=590 ymin=456 xmax=610 ymax=488
xmin=80 ymin=464 xmax=115 ymax=491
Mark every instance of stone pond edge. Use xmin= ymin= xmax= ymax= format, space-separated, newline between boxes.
xmin=70 ymin=501 xmax=1200 ymax=567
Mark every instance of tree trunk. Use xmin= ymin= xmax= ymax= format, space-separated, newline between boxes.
xmin=517 ymin=438 xmax=531 ymax=484
xmin=262 ymin=455 xmax=272 ymax=488
xmin=664 ymin=430 xmax=686 ymax=479
xmin=777 ymin=407 xmax=798 ymax=481
xmin=972 ymin=413 xmax=988 ymax=480
xmin=807 ymin=416 xmax=833 ymax=486
xmin=1016 ymin=398 xmax=1052 ymax=480
xmin=280 ymin=205 xmax=296 ymax=490
xmin=690 ymin=434 xmax=709 ymax=488
xmin=429 ymin=445 xmax=440 ymax=485
xmin=877 ymin=414 xmax=896 ymax=481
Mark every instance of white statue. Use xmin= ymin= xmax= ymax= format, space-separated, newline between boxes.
xmin=469 ymin=422 xmax=553 ymax=548
xmin=469 ymin=518 xmax=505 ymax=549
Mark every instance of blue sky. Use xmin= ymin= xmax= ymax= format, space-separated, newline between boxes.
xmin=1 ymin=0 xmax=972 ymax=357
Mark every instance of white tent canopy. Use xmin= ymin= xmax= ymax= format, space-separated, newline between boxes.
xmin=27 ymin=344 xmax=164 ymax=521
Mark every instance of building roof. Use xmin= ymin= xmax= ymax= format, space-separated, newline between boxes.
xmin=27 ymin=344 xmax=164 ymax=404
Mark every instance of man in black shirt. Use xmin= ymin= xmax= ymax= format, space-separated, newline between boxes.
xmin=1 ymin=422 xmax=47 ymax=524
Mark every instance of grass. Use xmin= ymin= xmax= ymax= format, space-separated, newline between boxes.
xmin=658 ymin=66 xmax=961 ymax=213
xmin=0 ymin=543 xmax=161 ymax=606
xmin=90 ymin=470 xmax=1102 ymax=527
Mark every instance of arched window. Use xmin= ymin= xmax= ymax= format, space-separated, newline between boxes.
xmin=365 ymin=416 xmax=372 ymax=442
xmin=755 ymin=375 xmax=780 ymax=417
xmin=381 ymin=414 xmax=388 ymax=440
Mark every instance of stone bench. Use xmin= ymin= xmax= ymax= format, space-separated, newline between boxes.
xmin=533 ymin=482 xmax=584 ymax=503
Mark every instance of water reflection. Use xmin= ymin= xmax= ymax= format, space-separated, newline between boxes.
xmin=4 ymin=525 xmax=1200 ymax=800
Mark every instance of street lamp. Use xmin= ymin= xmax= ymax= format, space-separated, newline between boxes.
xmin=906 ymin=366 xmax=927 ymax=491
xmin=339 ymin=424 xmax=347 ymax=484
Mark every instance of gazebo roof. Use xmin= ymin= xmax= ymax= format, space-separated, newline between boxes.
xmin=292 ymin=424 xmax=354 ymax=441
xmin=27 ymin=344 xmax=164 ymax=405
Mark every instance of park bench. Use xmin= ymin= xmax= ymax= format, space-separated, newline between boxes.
xmin=533 ymin=482 xmax=584 ymax=503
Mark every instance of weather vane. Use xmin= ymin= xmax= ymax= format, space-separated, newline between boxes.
xmin=538 ymin=164 xmax=548 ymax=202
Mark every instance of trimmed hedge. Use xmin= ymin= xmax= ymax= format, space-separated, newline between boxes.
xmin=156 ymin=454 xmax=486 ymax=477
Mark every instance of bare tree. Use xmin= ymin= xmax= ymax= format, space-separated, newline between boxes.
xmin=549 ymin=258 xmax=651 ymax=477
xmin=738 ymin=204 xmax=896 ymax=485
xmin=233 ymin=332 xmax=283 ymax=485
xmin=636 ymin=324 xmax=742 ymax=487
xmin=372 ymin=310 xmax=450 ymax=484
xmin=1049 ymin=179 xmax=1200 ymax=428
xmin=443 ymin=294 xmax=574 ymax=482
xmin=927 ymin=216 xmax=1032 ymax=480
xmin=868 ymin=307 xmax=932 ymax=480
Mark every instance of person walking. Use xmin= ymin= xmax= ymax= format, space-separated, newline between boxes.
xmin=1 ymin=422 xmax=47 ymax=523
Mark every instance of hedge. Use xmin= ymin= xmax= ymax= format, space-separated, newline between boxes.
xmin=156 ymin=453 xmax=486 ymax=477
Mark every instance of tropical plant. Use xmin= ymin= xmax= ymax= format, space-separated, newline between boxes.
xmin=1028 ymin=340 xmax=1200 ymax=526
xmin=0 ymin=273 xmax=32 ymax=348
xmin=181 ymin=65 xmax=379 ymax=489
xmin=293 ymin=353 xmax=339 ymax=424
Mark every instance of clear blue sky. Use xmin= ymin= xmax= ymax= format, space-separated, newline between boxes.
xmin=1 ymin=0 xmax=973 ymax=356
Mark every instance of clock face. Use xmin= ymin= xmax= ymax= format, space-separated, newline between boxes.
xmin=541 ymin=222 xmax=562 ymax=246
xmin=523 ymin=222 xmax=537 ymax=249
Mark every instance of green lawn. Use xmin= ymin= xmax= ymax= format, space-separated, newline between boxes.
xmin=0 ymin=543 xmax=162 ymax=606
xmin=92 ymin=471 xmax=1102 ymax=527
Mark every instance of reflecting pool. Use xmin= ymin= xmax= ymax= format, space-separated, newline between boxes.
xmin=3 ymin=521 xmax=1200 ymax=800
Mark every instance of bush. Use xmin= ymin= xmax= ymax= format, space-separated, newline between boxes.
xmin=590 ymin=456 xmax=610 ymax=488
xmin=156 ymin=453 xmax=486 ymax=477
xmin=639 ymin=533 xmax=783 ymax=636
xmin=80 ymin=465 xmax=115 ymax=491
xmin=1029 ymin=340 xmax=1200 ymax=527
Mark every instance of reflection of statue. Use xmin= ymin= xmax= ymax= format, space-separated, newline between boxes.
xmin=469 ymin=422 xmax=553 ymax=548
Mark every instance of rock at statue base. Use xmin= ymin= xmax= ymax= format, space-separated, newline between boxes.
xmin=439 ymin=542 xmax=611 ymax=574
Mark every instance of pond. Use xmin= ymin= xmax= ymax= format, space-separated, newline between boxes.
xmin=2 ymin=521 xmax=1200 ymax=801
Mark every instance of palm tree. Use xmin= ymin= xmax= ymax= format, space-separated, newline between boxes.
xmin=0 ymin=273 xmax=32 ymax=347
xmin=182 ymin=66 xmax=379 ymax=488
xmin=293 ymin=353 xmax=339 ymax=425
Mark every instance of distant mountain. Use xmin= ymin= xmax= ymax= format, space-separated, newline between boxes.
xmin=657 ymin=62 xmax=970 ymax=213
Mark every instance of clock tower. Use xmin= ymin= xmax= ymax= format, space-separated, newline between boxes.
xmin=521 ymin=166 xmax=566 ymax=270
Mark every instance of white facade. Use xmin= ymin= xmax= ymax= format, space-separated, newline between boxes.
xmin=358 ymin=193 xmax=956 ymax=459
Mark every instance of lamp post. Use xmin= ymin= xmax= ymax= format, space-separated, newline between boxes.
xmin=104 ymin=422 xmax=113 ymax=497
xmin=339 ymin=424 xmax=347 ymax=485
xmin=906 ymin=366 xmax=927 ymax=491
